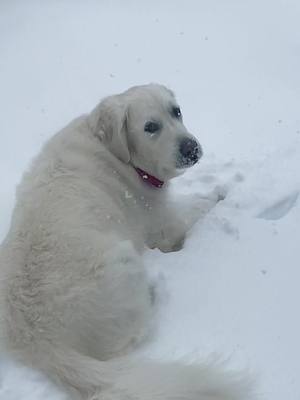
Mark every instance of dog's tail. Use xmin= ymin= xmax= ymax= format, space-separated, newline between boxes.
xmin=24 ymin=341 xmax=254 ymax=400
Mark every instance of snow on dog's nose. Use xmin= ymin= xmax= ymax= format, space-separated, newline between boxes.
xmin=177 ymin=138 xmax=203 ymax=168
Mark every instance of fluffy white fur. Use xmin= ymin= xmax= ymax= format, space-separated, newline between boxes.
xmin=0 ymin=84 xmax=253 ymax=399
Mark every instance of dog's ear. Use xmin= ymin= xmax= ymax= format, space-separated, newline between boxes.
xmin=89 ymin=95 xmax=130 ymax=164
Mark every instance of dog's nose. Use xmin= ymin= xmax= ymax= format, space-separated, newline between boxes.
xmin=179 ymin=138 xmax=202 ymax=165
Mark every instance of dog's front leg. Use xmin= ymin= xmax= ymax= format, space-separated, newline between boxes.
xmin=147 ymin=194 xmax=219 ymax=253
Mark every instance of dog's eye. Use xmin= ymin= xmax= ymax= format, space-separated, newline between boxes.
xmin=144 ymin=121 xmax=160 ymax=134
xmin=172 ymin=107 xmax=181 ymax=118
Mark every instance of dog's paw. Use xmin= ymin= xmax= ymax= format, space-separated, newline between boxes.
xmin=200 ymin=184 xmax=228 ymax=203
xmin=147 ymin=225 xmax=186 ymax=253
xmin=157 ymin=235 xmax=185 ymax=253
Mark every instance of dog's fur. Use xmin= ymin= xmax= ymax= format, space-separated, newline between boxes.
xmin=0 ymin=84 xmax=252 ymax=399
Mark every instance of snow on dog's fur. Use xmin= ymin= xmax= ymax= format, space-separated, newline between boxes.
xmin=0 ymin=84 xmax=253 ymax=399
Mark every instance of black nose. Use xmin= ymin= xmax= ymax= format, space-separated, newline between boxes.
xmin=179 ymin=138 xmax=202 ymax=166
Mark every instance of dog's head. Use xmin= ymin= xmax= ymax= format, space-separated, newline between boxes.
xmin=89 ymin=84 xmax=203 ymax=181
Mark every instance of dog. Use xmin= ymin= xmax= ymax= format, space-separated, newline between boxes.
xmin=0 ymin=84 xmax=252 ymax=399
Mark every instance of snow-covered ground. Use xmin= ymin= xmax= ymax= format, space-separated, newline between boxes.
xmin=0 ymin=1 xmax=299 ymax=399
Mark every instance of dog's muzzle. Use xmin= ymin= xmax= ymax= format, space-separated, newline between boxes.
xmin=176 ymin=138 xmax=203 ymax=168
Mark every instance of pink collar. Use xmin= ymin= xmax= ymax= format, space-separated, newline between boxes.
xmin=134 ymin=167 xmax=164 ymax=188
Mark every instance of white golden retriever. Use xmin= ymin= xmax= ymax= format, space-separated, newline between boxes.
xmin=0 ymin=84 xmax=252 ymax=399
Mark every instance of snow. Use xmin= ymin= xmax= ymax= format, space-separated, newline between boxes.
xmin=0 ymin=1 xmax=299 ymax=399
